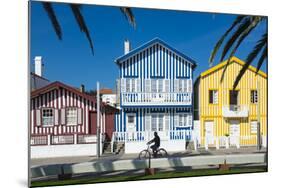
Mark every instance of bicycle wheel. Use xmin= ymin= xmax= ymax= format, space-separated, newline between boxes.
xmin=157 ymin=148 xmax=168 ymax=158
xmin=138 ymin=150 xmax=151 ymax=160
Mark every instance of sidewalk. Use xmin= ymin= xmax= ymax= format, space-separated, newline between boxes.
xmin=31 ymin=146 xmax=267 ymax=167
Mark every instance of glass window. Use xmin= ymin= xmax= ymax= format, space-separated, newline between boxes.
xmin=209 ymin=90 xmax=218 ymax=104
xmin=66 ymin=108 xmax=77 ymax=125
xmin=151 ymin=115 xmax=157 ymax=131
xmin=251 ymin=90 xmax=258 ymax=104
xmin=126 ymin=79 xmax=130 ymax=92
xmin=131 ymin=79 xmax=136 ymax=92
xmin=128 ymin=115 xmax=135 ymax=123
xmin=151 ymin=79 xmax=157 ymax=93
xmin=177 ymin=113 xmax=191 ymax=127
xmin=158 ymin=80 xmax=163 ymax=92
xmin=158 ymin=115 xmax=164 ymax=131
xmin=42 ymin=108 xmax=54 ymax=126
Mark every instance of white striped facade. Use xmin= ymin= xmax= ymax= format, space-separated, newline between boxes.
xmin=114 ymin=38 xmax=197 ymax=139
xmin=30 ymin=82 xmax=105 ymax=136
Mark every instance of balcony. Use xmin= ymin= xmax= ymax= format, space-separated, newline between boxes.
xmin=121 ymin=92 xmax=192 ymax=107
xmin=222 ymin=105 xmax=249 ymax=118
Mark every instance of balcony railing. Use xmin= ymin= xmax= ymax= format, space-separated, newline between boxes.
xmin=121 ymin=92 xmax=192 ymax=106
xmin=222 ymin=105 xmax=249 ymax=118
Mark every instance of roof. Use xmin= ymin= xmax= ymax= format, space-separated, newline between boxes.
xmin=99 ymin=88 xmax=113 ymax=95
xmin=31 ymin=81 xmax=118 ymax=112
xmin=200 ymin=56 xmax=267 ymax=78
xmin=30 ymin=72 xmax=50 ymax=82
xmin=115 ymin=38 xmax=197 ymax=68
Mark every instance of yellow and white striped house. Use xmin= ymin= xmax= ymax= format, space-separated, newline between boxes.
xmin=194 ymin=56 xmax=267 ymax=148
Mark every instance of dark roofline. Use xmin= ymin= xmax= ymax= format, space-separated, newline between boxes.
xmin=114 ymin=38 xmax=197 ymax=68
xmin=30 ymin=72 xmax=50 ymax=82
xmin=31 ymin=81 xmax=119 ymax=111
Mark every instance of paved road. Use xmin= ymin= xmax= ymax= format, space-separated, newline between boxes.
xmin=31 ymin=146 xmax=267 ymax=167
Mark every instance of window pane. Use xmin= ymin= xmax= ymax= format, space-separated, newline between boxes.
xmin=42 ymin=108 xmax=54 ymax=126
xmin=158 ymin=80 xmax=163 ymax=92
xmin=128 ymin=115 xmax=135 ymax=123
xmin=66 ymin=108 xmax=77 ymax=125
xmin=151 ymin=115 xmax=157 ymax=131
xmin=209 ymin=90 xmax=213 ymax=104
xmin=151 ymin=80 xmax=157 ymax=93
xmin=158 ymin=115 xmax=164 ymax=131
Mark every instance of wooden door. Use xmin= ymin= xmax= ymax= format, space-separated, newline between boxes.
xmin=105 ymin=113 xmax=115 ymax=141
xmin=204 ymin=121 xmax=214 ymax=145
xmin=229 ymin=120 xmax=240 ymax=145
xmin=89 ymin=111 xmax=97 ymax=135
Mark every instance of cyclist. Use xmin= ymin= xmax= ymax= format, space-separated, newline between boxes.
xmin=147 ymin=132 xmax=161 ymax=157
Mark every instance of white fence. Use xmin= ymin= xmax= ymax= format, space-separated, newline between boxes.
xmin=121 ymin=92 xmax=192 ymax=106
xmin=198 ymin=135 xmax=267 ymax=150
xmin=112 ymin=130 xmax=193 ymax=143
xmin=30 ymin=134 xmax=97 ymax=146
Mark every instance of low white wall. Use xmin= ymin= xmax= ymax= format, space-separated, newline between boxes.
xmin=31 ymin=144 xmax=98 ymax=159
xmin=125 ymin=140 xmax=186 ymax=154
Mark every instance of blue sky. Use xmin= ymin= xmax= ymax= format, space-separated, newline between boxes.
xmin=30 ymin=1 xmax=267 ymax=90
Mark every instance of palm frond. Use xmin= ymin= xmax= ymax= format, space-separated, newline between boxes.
xmin=255 ymin=43 xmax=267 ymax=74
xmin=233 ymin=33 xmax=267 ymax=89
xmin=220 ymin=17 xmax=253 ymax=62
xmin=220 ymin=17 xmax=262 ymax=82
xmin=70 ymin=4 xmax=94 ymax=54
xmin=42 ymin=2 xmax=62 ymax=40
xmin=120 ymin=7 xmax=136 ymax=28
xmin=209 ymin=16 xmax=246 ymax=65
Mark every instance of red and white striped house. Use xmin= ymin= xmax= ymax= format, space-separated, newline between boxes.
xmin=30 ymin=81 xmax=117 ymax=158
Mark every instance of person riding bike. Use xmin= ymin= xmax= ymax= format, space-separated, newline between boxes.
xmin=147 ymin=132 xmax=161 ymax=157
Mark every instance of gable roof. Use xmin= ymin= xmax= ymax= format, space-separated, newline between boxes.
xmin=115 ymin=38 xmax=197 ymax=68
xmin=200 ymin=56 xmax=267 ymax=78
xmin=31 ymin=81 xmax=96 ymax=102
xmin=31 ymin=81 xmax=119 ymax=112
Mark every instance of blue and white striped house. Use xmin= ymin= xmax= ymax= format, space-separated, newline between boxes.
xmin=113 ymin=38 xmax=197 ymax=153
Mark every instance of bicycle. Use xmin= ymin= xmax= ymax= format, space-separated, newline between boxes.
xmin=138 ymin=143 xmax=168 ymax=160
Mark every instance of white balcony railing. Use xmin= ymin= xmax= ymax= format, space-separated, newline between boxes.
xmin=121 ymin=92 xmax=192 ymax=106
xmin=222 ymin=105 xmax=249 ymax=118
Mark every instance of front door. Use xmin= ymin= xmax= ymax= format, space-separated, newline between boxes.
xmin=126 ymin=113 xmax=136 ymax=132
xmin=229 ymin=120 xmax=240 ymax=145
xmin=204 ymin=121 xmax=214 ymax=145
xmin=89 ymin=111 xmax=97 ymax=134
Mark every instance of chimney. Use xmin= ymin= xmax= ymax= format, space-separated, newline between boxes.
xmin=34 ymin=56 xmax=43 ymax=77
xmin=80 ymin=84 xmax=85 ymax=93
xmin=124 ymin=39 xmax=131 ymax=54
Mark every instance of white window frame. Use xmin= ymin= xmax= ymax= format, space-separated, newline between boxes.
xmin=151 ymin=79 xmax=164 ymax=93
xmin=178 ymin=79 xmax=188 ymax=93
xmin=66 ymin=107 xmax=78 ymax=126
xmin=176 ymin=113 xmax=192 ymax=128
xmin=150 ymin=113 xmax=165 ymax=132
xmin=42 ymin=108 xmax=54 ymax=127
